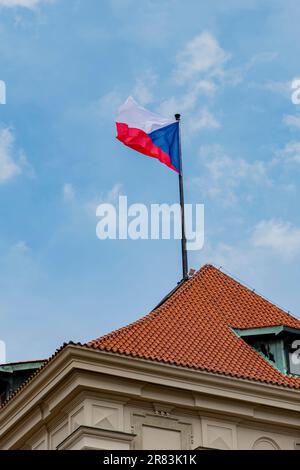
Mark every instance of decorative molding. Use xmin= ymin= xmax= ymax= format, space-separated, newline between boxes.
xmin=50 ymin=419 xmax=68 ymax=450
xmin=57 ymin=426 xmax=136 ymax=450
xmin=153 ymin=403 xmax=174 ymax=417
xmin=201 ymin=418 xmax=238 ymax=450
xmin=131 ymin=412 xmax=192 ymax=450
xmin=252 ymin=437 xmax=280 ymax=450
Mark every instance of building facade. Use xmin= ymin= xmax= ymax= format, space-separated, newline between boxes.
xmin=1 ymin=265 xmax=300 ymax=450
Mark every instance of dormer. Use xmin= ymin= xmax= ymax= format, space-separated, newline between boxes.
xmin=234 ymin=326 xmax=300 ymax=376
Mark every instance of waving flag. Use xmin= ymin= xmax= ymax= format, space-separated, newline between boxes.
xmin=116 ymin=96 xmax=180 ymax=173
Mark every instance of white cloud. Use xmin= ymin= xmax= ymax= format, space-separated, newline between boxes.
xmin=0 ymin=0 xmax=50 ymax=8
xmin=63 ymin=183 xmax=75 ymax=202
xmin=197 ymin=232 xmax=300 ymax=304
xmin=200 ymin=240 xmax=258 ymax=277
xmin=245 ymin=52 xmax=278 ymax=70
xmin=91 ymin=90 xmax=122 ymax=123
xmin=105 ymin=183 xmax=123 ymax=204
xmin=85 ymin=183 xmax=123 ymax=216
xmin=158 ymin=80 xmax=216 ymax=117
xmin=175 ymin=31 xmax=230 ymax=84
xmin=260 ymin=80 xmax=292 ymax=98
xmin=221 ymin=52 xmax=278 ymax=88
xmin=189 ymin=108 xmax=220 ymax=132
xmin=191 ymin=144 xmax=270 ymax=205
xmin=279 ymin=141 xmax=300 ymax=163
xmin=19 ymin=150 xmax=35 ymax=178
xmin=175 ymin=32 xmax=276 ymax=91
xmin=193 ymin=79 xmax=216 ymax=95
xmin=132 ymin=81 xmax=153 ymax=106
xmin=0 ymin=128 xmax=22 ymax=183
xmin=283 ymin=114 xmax=300 ymax=130
xmin=252 ymin=219 xmax=300 ymax=258
xmin=132 ymin=70 xmax=157 ymax=106
xmin=159 ymin=32 xmax=226 ymax=129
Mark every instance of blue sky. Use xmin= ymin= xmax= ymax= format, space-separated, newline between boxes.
xmin=1 ymin=0 xmax=300 ymax=362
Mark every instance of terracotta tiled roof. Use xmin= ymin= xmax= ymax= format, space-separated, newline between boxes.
xmin=89 ymin=264 xmax=300 ymax=389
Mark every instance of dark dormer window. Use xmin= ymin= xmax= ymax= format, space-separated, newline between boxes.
xmin=233 ymin=326 xmax=300 ymax=376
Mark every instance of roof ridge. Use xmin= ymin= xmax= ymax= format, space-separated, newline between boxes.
xmin=208 ymin=264 xmax=300 ymax=325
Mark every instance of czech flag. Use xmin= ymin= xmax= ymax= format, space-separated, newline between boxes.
xmin=116 ymin=96 xmax=181 ymax=173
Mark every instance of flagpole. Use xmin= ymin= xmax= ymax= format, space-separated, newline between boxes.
xmin=175 ymin=113 xmax=188 ymax=280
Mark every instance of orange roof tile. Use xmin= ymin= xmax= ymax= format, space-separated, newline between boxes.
xmin=89 ymin=264 xmax=300 ymax=389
